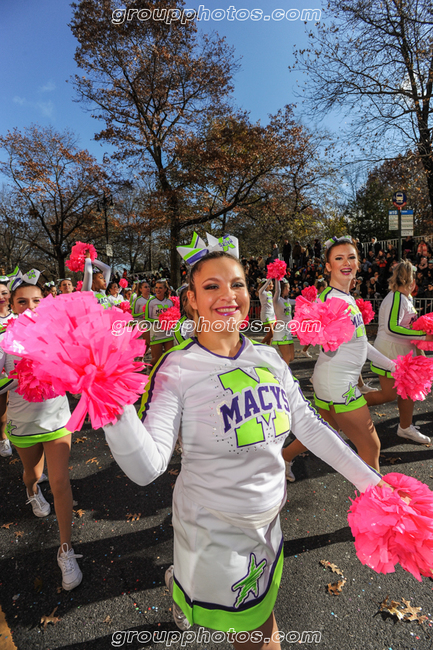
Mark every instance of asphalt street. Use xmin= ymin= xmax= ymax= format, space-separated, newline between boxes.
xmin=1 ymin=338 xmax=433 ymax=650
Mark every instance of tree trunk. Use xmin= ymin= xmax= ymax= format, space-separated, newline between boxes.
xmin=170 ymin=221 xmax=181 ymax=288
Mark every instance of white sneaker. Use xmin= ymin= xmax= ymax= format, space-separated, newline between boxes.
xmin=397 ymin=424 xmax=431 ymax=445
xmin=37 ymin=473 xmax=48 ymax=484
xmin=285 ymin=461 xmax=296 ymax=482
xmin=0 ymin=439 xmax=12 ymax=457
xmin=26 ymin=486 xmax=50 ymax=517
xmin=358 ymin=382 xmax=378 ymax=394
xmin=301 ymin=350 xmax=312 ymax=358
xmin=165 ymin=565 xmax=191 ymax=630
xmin=57 ymin=543 xmax=83 ymax=591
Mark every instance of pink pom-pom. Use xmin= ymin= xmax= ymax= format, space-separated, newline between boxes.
xmin=75 ymin=280 xmax=83 ymax=292
xmin=171 ymin=296 xmax=180 ymax=310
xmin=119 ymin=278 xmax=128 ymax=288
xmin=301 ymin=285 xmax=317 ymax=302
xmin=392 ymin=350 xmax=433 ymax=401
xmin=10 ymin=358 xmax=59 ymax=402
xmin=412 ymin=313 xmax=433 ymax=335
xmin=411 ymin=340 xmax=433 ymax=351
xmin=356 ymin=298 xmax=375 ymax=325
xmin=158 ymin=306 xmax=181 ymax=331
xmin=2 ymin=293 xmax=147 ymax=431
xmin=266 ymin=260 xmax=287 ymax=281
xmin=292 ymin=296 xmax=354 ymax=351
xmin=65 ymin=242 xmax=97 ymax=273
xmin=348 ymin=473 xmax=433 ymax=581
xmin=118 ymin=301 xmax=132 ymax=313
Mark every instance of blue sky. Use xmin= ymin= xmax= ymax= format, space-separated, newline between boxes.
xmin=0 ymin=0 xmax=336 ymax=166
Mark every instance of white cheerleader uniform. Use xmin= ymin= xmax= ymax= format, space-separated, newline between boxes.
xmin=258 ymin=280 xmax=276 ymax=326
xmin=131 ymin=295 xmax=153 ymax=320
xmin=172 ymin=315 xmax=195 ymax=345
xmin=0 ymin=330 xmax=71 ymax=448
xmin=372 ymin=291 xmax=426 ymax=378
xmin=272 ymin=283 xmax=296 ymax=345
xmin=82 ymin=258 xmax=112 ymax=309
xmin=144 ymin=296 xmax=174 ymax=345
xmin=312 ymin=287 xmax=395 ymax=413
xmin=103 ymin=335 xmax=381 ymax=632
xmin=107 ymin=294 xmax=123 ymax=306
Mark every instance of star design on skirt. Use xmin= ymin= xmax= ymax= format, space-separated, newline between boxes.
xmin=231 ymin=552 xmax=267 ymax=608
xmin=342 ymin=382 xmax=358 ymax=406
xmin=6 ymin=421 xmax=17 ymax=436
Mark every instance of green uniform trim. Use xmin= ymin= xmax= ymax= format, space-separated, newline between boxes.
xmin=370 ymin=363 xmax=393 ymax=379
xmin=318 ymin=286 xmax=333 ymax=303
xmin=172 ymin=542 xmax=284 ymax=633
xmin=0 ymin=376 xmax=15 ymax=391
xmin=173 ymin=315 xmax=187 ymax=345
xmin=8 ymin=426 xmax=71 ymax=448
xmin=149 ymin=336 xmax=173 ymax=345
xmin=389 ymin=292 xmax=425 ymax=338
xmin=314 ymin=393 xmax=367 ymax=413
xmin=131 ymin=294 xmax=154 ymax=318
xmin=271 ymin=340 xmax=293 ymax=346
xmin=138 ymin=338 xmax=192 ymax=419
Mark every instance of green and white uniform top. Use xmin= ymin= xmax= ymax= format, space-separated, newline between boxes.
xmin=0 ymin=312 xmax=15 ymax=328
xmin=82 ymin=258 xmax=112 ymax=309
xmin=131 ymin=295 xmax=154 ymax=319
xmin=272 ymin=281 xmax=296 ymax=345
xmin=107 ymin=294 xmax=123 ymax=307
xmin=0 ymin=326 xmax=71 ymax=445
xmin=144 ymin=296 xmax=174 ymax=342
xmin=104 ymin=335 xmax=381 ymax=514
xmin=312 ymin=287 xmax=394 ymax=412
xmin=172 ymin=315 xmax=195 ymax=345
xmin=258 ymin=279 xmax=275 ymax=324
xmin=372 ymin=291 xmax=425 ymax=378
xmin=375 ymin=291 xmax=425 ymax=344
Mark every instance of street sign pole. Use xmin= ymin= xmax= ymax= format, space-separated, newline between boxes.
xmin=398 ymin=207 xmax=401 ymax=260
xmin=392 ymin=191 xmax=407 ymax=260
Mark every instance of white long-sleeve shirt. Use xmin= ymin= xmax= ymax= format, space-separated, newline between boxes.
xmin=103 ymin=336 xmax=381 ymax=517
xmin=375 ymin=291 xmax=426 ymax=345
xmin=82 ymin=258 xmax=112 ymax=308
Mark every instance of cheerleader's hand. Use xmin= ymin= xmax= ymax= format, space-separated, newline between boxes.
xmin=377 ymin=479 xmax=411 ymax=504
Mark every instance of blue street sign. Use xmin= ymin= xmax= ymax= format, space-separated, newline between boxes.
xmin=392 ymin=191 xmax=407 ymax=207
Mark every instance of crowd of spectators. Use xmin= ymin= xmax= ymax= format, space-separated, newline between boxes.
xmin=243 ymin=236 xmax=433 ymax=310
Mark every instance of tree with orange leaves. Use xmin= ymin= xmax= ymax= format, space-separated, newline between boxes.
xmin=70 ymin=1 xmax=325 ymax=284
xmin=0 ymin=125 xmax=113 ymax=277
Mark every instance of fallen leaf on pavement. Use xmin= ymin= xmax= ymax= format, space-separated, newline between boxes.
xmin=327 ymin=579 xmax=346 ymax=595
xmin=320 ymin=560 xmax=344 ymax=576
xmin=34 ymin=577 xmax=43 ymax=592
xmin=41 ymin=606 xmax=60 ymax=629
